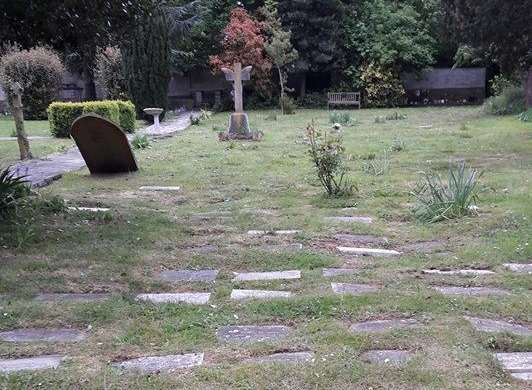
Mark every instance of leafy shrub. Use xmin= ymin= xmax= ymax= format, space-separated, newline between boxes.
xmin=190 ymin=109 xmax=212 ymax=126
xmin=131 ymin=134 xmax=150 ymax=149
xmin=0 ymin=167 xmax=30 ymax=219
xmin=94 ymin=46 xmax=128 ymax=100
xmin=48 ymin=100 xmax=136 ymax=137
xmin=411 ymin=162 xmax=482 ymax=223
xmin=483 ymin=86 xmax=526 ymax=115
xmin=518 ymin=108 xmax=532 ymax=122
xmin=362 ymin=149 xmax=391 ymax=176
xmin=490 ymin=75 xmax=518 ymax=96
xmin=297 ymin=92 xmax=327 ymax=108
xmin=0 ymin=46 xmax=64 ymax=119
xmin=385 ymin=111 xmax=407 ymax=120
xmin=391 ymin=137 xmax=406 ymax=152
xmin=190 ymin=115 xmax=201 ymax=126
xmin=306 ymin=121 xmax=356 ymax=196
xmin=329 ymin=111 xmax=351 ymax=125
xmin=280 ymin=95 xmax=297 ymax=114
xmin=360 ymin=62 xmax=405 ymax=108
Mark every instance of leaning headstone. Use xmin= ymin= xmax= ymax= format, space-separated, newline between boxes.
xmin=217 ymin=325 xmax=291 ymax=343
xmin=135 ymin=293 xmax=210 ymax=305
xmin=114 ymin=353 xmax=204 ymax=374
xmin=422 ymin=269 xmax=494 ymax=276
xmin=322 ymin=268 xmax=357 ymax=277
xmin=0 ymin=355 xmax=64 ymax=373
xmin=246 ymin=351 xmax=314 ymax=364
xmin=233 ymin=270 xmax=301 ymax=282
xmin=70 ymin=114 xmax=138 ymax=174
xmin=337 ymin=247 xmax=401 ymax=257
xmin=465 ymin=317 xmax=531 ymax=337
xmin=157 ymin=270 xmax=219 ymax=283
xmin=432 ymin=286 xmax=510 ymax=296
xmin=350 ymin=319 xmax=420 ymax=333
xmin=230 ymin=289 xmax=292 ymax=300
xmin=0 ymin=328 xmax=86 ymax=343
xmin=494 ymin=352 xmax=532 ymax=381
xmin=503 ymin=263 xmax=532 ymax=274
xmin=361 ymin=350 xmax=412 ymax=365
xmin=34 ymin=293 xmax=111 ymax=303
xmin=331 ymin=283 xmax=380 ymax=296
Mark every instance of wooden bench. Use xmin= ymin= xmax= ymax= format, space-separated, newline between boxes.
xmin=328 ymin=92 xmax=361 ymax=110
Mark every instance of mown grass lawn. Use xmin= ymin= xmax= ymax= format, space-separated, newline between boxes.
xmin=0 ymin=106 xmax=531 ymax=389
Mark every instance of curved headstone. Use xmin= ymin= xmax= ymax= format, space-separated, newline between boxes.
xmin=70 ymin=114 xmax=138 ymax=174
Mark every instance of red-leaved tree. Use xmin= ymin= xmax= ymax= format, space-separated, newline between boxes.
xmin=209 ymin=7 xmax=272 ymax=95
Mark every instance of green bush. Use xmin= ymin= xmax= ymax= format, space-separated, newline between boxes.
xmin=48 ymin=100 xmax=136 ymax=137
xmin=0 ymin=46 xmax=64 ymax=119
xmin=131 ymin=133 xmax=150 ymax=149
xmin=0 ymin=167 xmax=31 ymax=219
xmin=281 ymin=95 xmax=296 ymax=114
xmin=483 ymin=86 xmax=526 ymax=115
xmin=329 ymin=111 xmax=352 ymax=125
xmin=518 ymin=108 xmax=532 ymax=122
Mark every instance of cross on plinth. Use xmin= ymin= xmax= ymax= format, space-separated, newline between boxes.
xmin=221 ymin=62 xmax=252 ymax=113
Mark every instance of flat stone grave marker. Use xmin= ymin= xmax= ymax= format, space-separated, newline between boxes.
xmin=361 ymin=350 xmax=412 ymax=365
xmin=432 ymin=286 xmax=510 ymax=297
xmin=334 ymin=234 xmax=387 ymax=245
xmin=422 ymin=269 xmax=494 ymax=276
xmin=331 ymin=283 xmax=380 ymax=296
xmin=139 ymin=186 xmax=181 ymax=192
xmin=350 ymin=319 xmax=420 ymax=333
xmin=323 ymin=268 xmax=357 ymax=277
xmin=246 ymin=351 xmax=314 ymax=364
xmin=503 ymin=263 xmax=532 ymax=274
xmin=34 ymin=293 xmax=111 ymax=303
xmin=337 ymin=246 xmax=400 ymax=257
xmin=136 ymin=293 xmax=210 ymax=305
xmin=114 ymin=353 xmax=204 ymax=373
xmin=494 ymin=352 xmax=532 ymax=381
xmin=231 ymin=289 xmax=292 ymax=300
xmin=465 ymin=317 xmax=531 ymax=337
xmin=0 ymin=328 xmax=86 ymax=343
xmin=217 ymin=325 xmax=291 ymax=343
xmin=233 ymin=270 xmax=301 ymax=282
xmin=325 ymin=216 xmax=373 ymax=224
xmin=0 ymin=355 xmax=64 ymax=373
xmin=68 ymin=206 xmax=110 ymax=212
xmin=71 ymin=114 xmax=138 ymax=174
xmin=247 ymin=230 xmax=301 ymax=236
xmin=157 ymin=270 xmax=219 ymax=283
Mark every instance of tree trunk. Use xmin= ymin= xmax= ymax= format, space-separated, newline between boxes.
xmin=11 ymin=91 xmax=32 ymax=160
xmin=277 ymin=65 xmax=284 ymax=115
xmin=526 ymin=65 xmax=532 ymax=108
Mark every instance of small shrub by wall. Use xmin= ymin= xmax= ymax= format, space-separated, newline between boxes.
xmin=0 ymin=46 xmax=64 ymax=120
xmin=482 ymin=86 xmax=526 ymax=115
xmin=48 ymin=100 xmax=136 ymax=137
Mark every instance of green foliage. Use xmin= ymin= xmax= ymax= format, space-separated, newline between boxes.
xmin=385 ymin=112 xmax=407 ymax=120
xmin=483 ymin=86 xmax=526 ymax=116
xmin=0 ymin=167 xmax=30 ymax=219
xmin=362 ymin=149 xmax=391 ymax=176
xmin=94 ymin=46 xmax=128 ymax=100
xmin=329 ymin=112 xmax=352 ymax=126
xmin=306 ymin=121 xmax=355 ymax=197
xmin=280 ymin=95 xmax=296 ymax=115
xmin=131 ymin=134 xmax=151 ymax=150
xmin=122 ymin=5 xmax=170 ymax=120
xmin=490 ymin=75 xmax=519 ymax=96
xmin=411 ymin=162 xmax=482 ymax=223
xmin=47 ymin=100 xmax=136 ymax=137
xmin=190 ymin=109 xmax=212 ymax=126
xmin=0 ymin=46 xmax=64 ymax=120
xmin=391 ymin=137 xmax=406 ymax=152
xmin=518 ymin=108 xmax=532 ymax=122
xmin=360 ymin=62 xmax=405 ymax=108
xmin=297 ymin=93 xmax=327 ymax=108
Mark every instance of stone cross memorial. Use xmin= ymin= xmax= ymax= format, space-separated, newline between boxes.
xmin=221 ymin=62 xmax=255 ymax=139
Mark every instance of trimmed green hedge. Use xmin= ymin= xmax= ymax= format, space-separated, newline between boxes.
xmin=47 ymin=100 xmax=136 ymax=137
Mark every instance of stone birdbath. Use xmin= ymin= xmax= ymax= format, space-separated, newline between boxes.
xmin=143 ymin=108 xmax=164 ymax=130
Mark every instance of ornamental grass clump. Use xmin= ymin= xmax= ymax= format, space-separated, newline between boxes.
xmin=306 ymin=122 xmax=356 ymax=197
xmin=411 ymin=162 xmax=482 ymax=223
xmin=0 ymin=167 xmax=30 ymax=219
